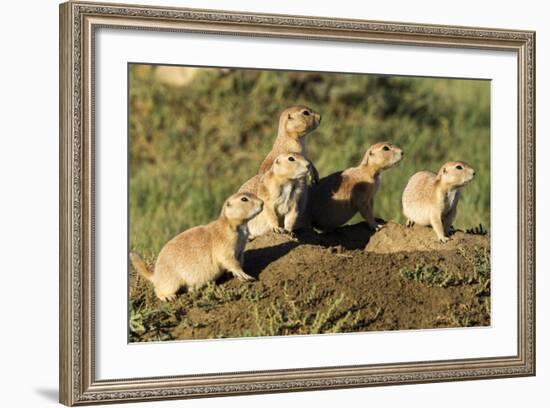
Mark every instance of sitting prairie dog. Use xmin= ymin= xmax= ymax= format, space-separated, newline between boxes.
xmin=129 ymin=192 xmax=263 ymax=301
xmin=240 ymin=105 xmax=321 ymax=191
xmin=402 ymin=161 xmax=476 ymax=242
xmin=309 ymin=142 xmax=404 ymax=232
xmin=243 ymin=106 xmax=321 ymax=229
xmin=239 ymin=153 xmax=313 ymax=239
xmin=258 ymin=105 xmax=321 ymax=177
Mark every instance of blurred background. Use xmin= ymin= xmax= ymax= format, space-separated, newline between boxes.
xmin=129 ymin=64 xmax=490 ymax=257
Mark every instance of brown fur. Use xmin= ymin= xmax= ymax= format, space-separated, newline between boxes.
xmin=240 ymin=153 xmax=312 ymax=239
xmin=258 ymin=105 xmax=321 ymax=177
xmin=402 ymin=161 xmax=475 ymax=242
xmin=129 ymin=192 xmax=263 ymax=301
xmin=309 ymin=142 xmax=404 ymax=232
xmin=239 ymin=104 xmax=319 ymax=194
xmin=247 ymin=105 xmax=321 ymax=229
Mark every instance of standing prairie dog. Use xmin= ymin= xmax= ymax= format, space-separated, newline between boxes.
xmin=239 ymin=105 xmax=320 ymax=193
xmin=258 ymin=105 xmax=321 ymax=176
xmin=244 ymin=105 xmax=321 ymax=229
xmin=130 ymin=192 xmax=263 ymax=301
xmin=309 ymin=142 xmax=404 ymax=232
xmin=239 ymin=153 xmax=313 ymax=239
xmin=402 ymin=161 xmax=476 ymax=242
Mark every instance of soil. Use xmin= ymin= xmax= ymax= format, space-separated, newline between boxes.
xmin=129 ymin=222 xmax=490 ymax=342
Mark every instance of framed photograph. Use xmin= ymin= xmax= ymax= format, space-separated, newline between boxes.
xmin=59 ymin=1 xmax=535 ymax=405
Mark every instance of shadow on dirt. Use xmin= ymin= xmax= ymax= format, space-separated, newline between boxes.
xmin=243 ymin=241 xmax=301 ymax=278
xmin=297 ymin=222 xmax=376 ymax=250
xmin=242 ymin=222 xmax=378 ymax=278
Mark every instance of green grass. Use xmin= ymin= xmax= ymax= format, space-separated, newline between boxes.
xmin=400 ymin=246 xmax=491 ymax=290
xmin=128 ymin=279 xmax=380 ymax=340
xmin=400 ymin=246 xmax=491 ymax=328
xmin=249 ymin=283 xmax=379 ymax=337
xmin=400 ymin=264 xmax=462 ymax=288
xmin=129 ymin=281 xmax=271 ymax=341
xmin=129 ymin=299 xmax=179 ymax=342
xmin=194 ymin=282 xmax=268 ymax=311
xmin=129 ymin=65 xmax=491 ymax=257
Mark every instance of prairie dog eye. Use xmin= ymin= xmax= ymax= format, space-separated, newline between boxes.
xmin=288 ymin=156 xmax=295 ymax=162
xmin=302 ymin=110 xmax=310 ymax=116
xmin=382 ymin=146 xmax=390 ymax=151
xmin=456 ymin=165 xmax=463 ymax=170
xmin=241 ymin=197 xmax=249 ymax=202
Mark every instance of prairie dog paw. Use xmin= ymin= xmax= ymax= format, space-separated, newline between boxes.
xmin=236 ymin=272 xmax=256 ymax=282
xmin=158 ymin=293 xmax=177 ymax=302
xmin=282 ymin=229 xmax=298 ymax=238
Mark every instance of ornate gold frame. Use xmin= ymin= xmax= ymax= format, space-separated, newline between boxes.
xmin=59 ymin=1 xmax=536 ymax=405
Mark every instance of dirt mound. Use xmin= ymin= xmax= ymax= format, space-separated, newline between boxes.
xmin=247 ymin=221 xmax=489 ymax=254
xmin=129 ymin=222 xmax=490 ymax=342
xmin=365 ymin=222 xmax=489 ymax=253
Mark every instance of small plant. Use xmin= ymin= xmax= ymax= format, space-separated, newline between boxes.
xmin=447 ymin=304 xmax=472 ymax=327
xmin=442 ymin=302 xmax=490 ymax=328
xmin=129 ymin=299 xmax=177 ymax=342
xmin=402 ymin=246 xmax=491 ymax=291
xmin=400 ymin=264 xmax=464 ymax=288
xmin=195 ymin=283 xmax=268 ymax=311
xmin=472 ymin=247 xmax=491 ymax=283
xmin=466 ymin=223 xmax=488 ymax=235
xmin=129 ymin=301 xmax=147 ymax=337
xmin=310 ymin=294 xmax=347 ymax=334
xmin=456 ymin=246 xmax=491 ymax=288
xmin=250 ymin=283 xmax=379 ymax=337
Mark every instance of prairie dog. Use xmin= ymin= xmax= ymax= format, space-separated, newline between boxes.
xmin=309 ymin=142 xmax=404 ymax=232
xmin=130 ymin=192 xmax=263 ymax=301
xmin=402 ymin=161 xmax=476 ymax=242
xmin=253 ymin=106 xmax=321 ymax=229
xmin=240 ymin=153 xmax=313 ymax=239
xmin=259 ymin=105 xmax=321 ymax=176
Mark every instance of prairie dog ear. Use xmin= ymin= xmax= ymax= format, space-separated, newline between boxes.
xmin=361 ymin=148 xmax=372 ymax=165
xmin=443 ymin=168 xmax=447 ymax=174
xmin=287 ymin=113 xmax=293 ymax=120
xmin=275 ymin=158 xmax=280 ymax=165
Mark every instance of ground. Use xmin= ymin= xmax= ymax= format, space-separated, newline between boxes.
xmin=129 ymin=222 xmax=490 ymax=342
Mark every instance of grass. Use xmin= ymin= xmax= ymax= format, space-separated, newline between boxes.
xmin=400 ymin=264 xmax=462 ymax=288
xmin=129 ymin=280 xmax=271 ymax=341
xmin=400 ymin=246 xmax=490 ymax=289
xmin=465 ymin=223 xmax=489 ymax=236
xmin=129 ymin=299 xmax=180 ymax=342
xmin=441 ymin=297 xmax=491 ymax=328
xmin=249 ymin=283 xmax=380 ymax=337
xmin=401 ymin=245 xmax=491 ymax=328
xmin=129 ymin=65 xmax=491 ymax=258
xmin=195 ymin=282 xmax=268 ymax=311
xmin=129 ymin=277 xmax=383 ymax=340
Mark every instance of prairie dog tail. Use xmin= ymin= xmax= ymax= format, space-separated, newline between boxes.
xmin=129 ymin=252 xmax=153 ymax=281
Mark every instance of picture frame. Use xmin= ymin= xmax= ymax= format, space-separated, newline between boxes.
xmin=59 ymin=1 xmax=536 ymax=405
